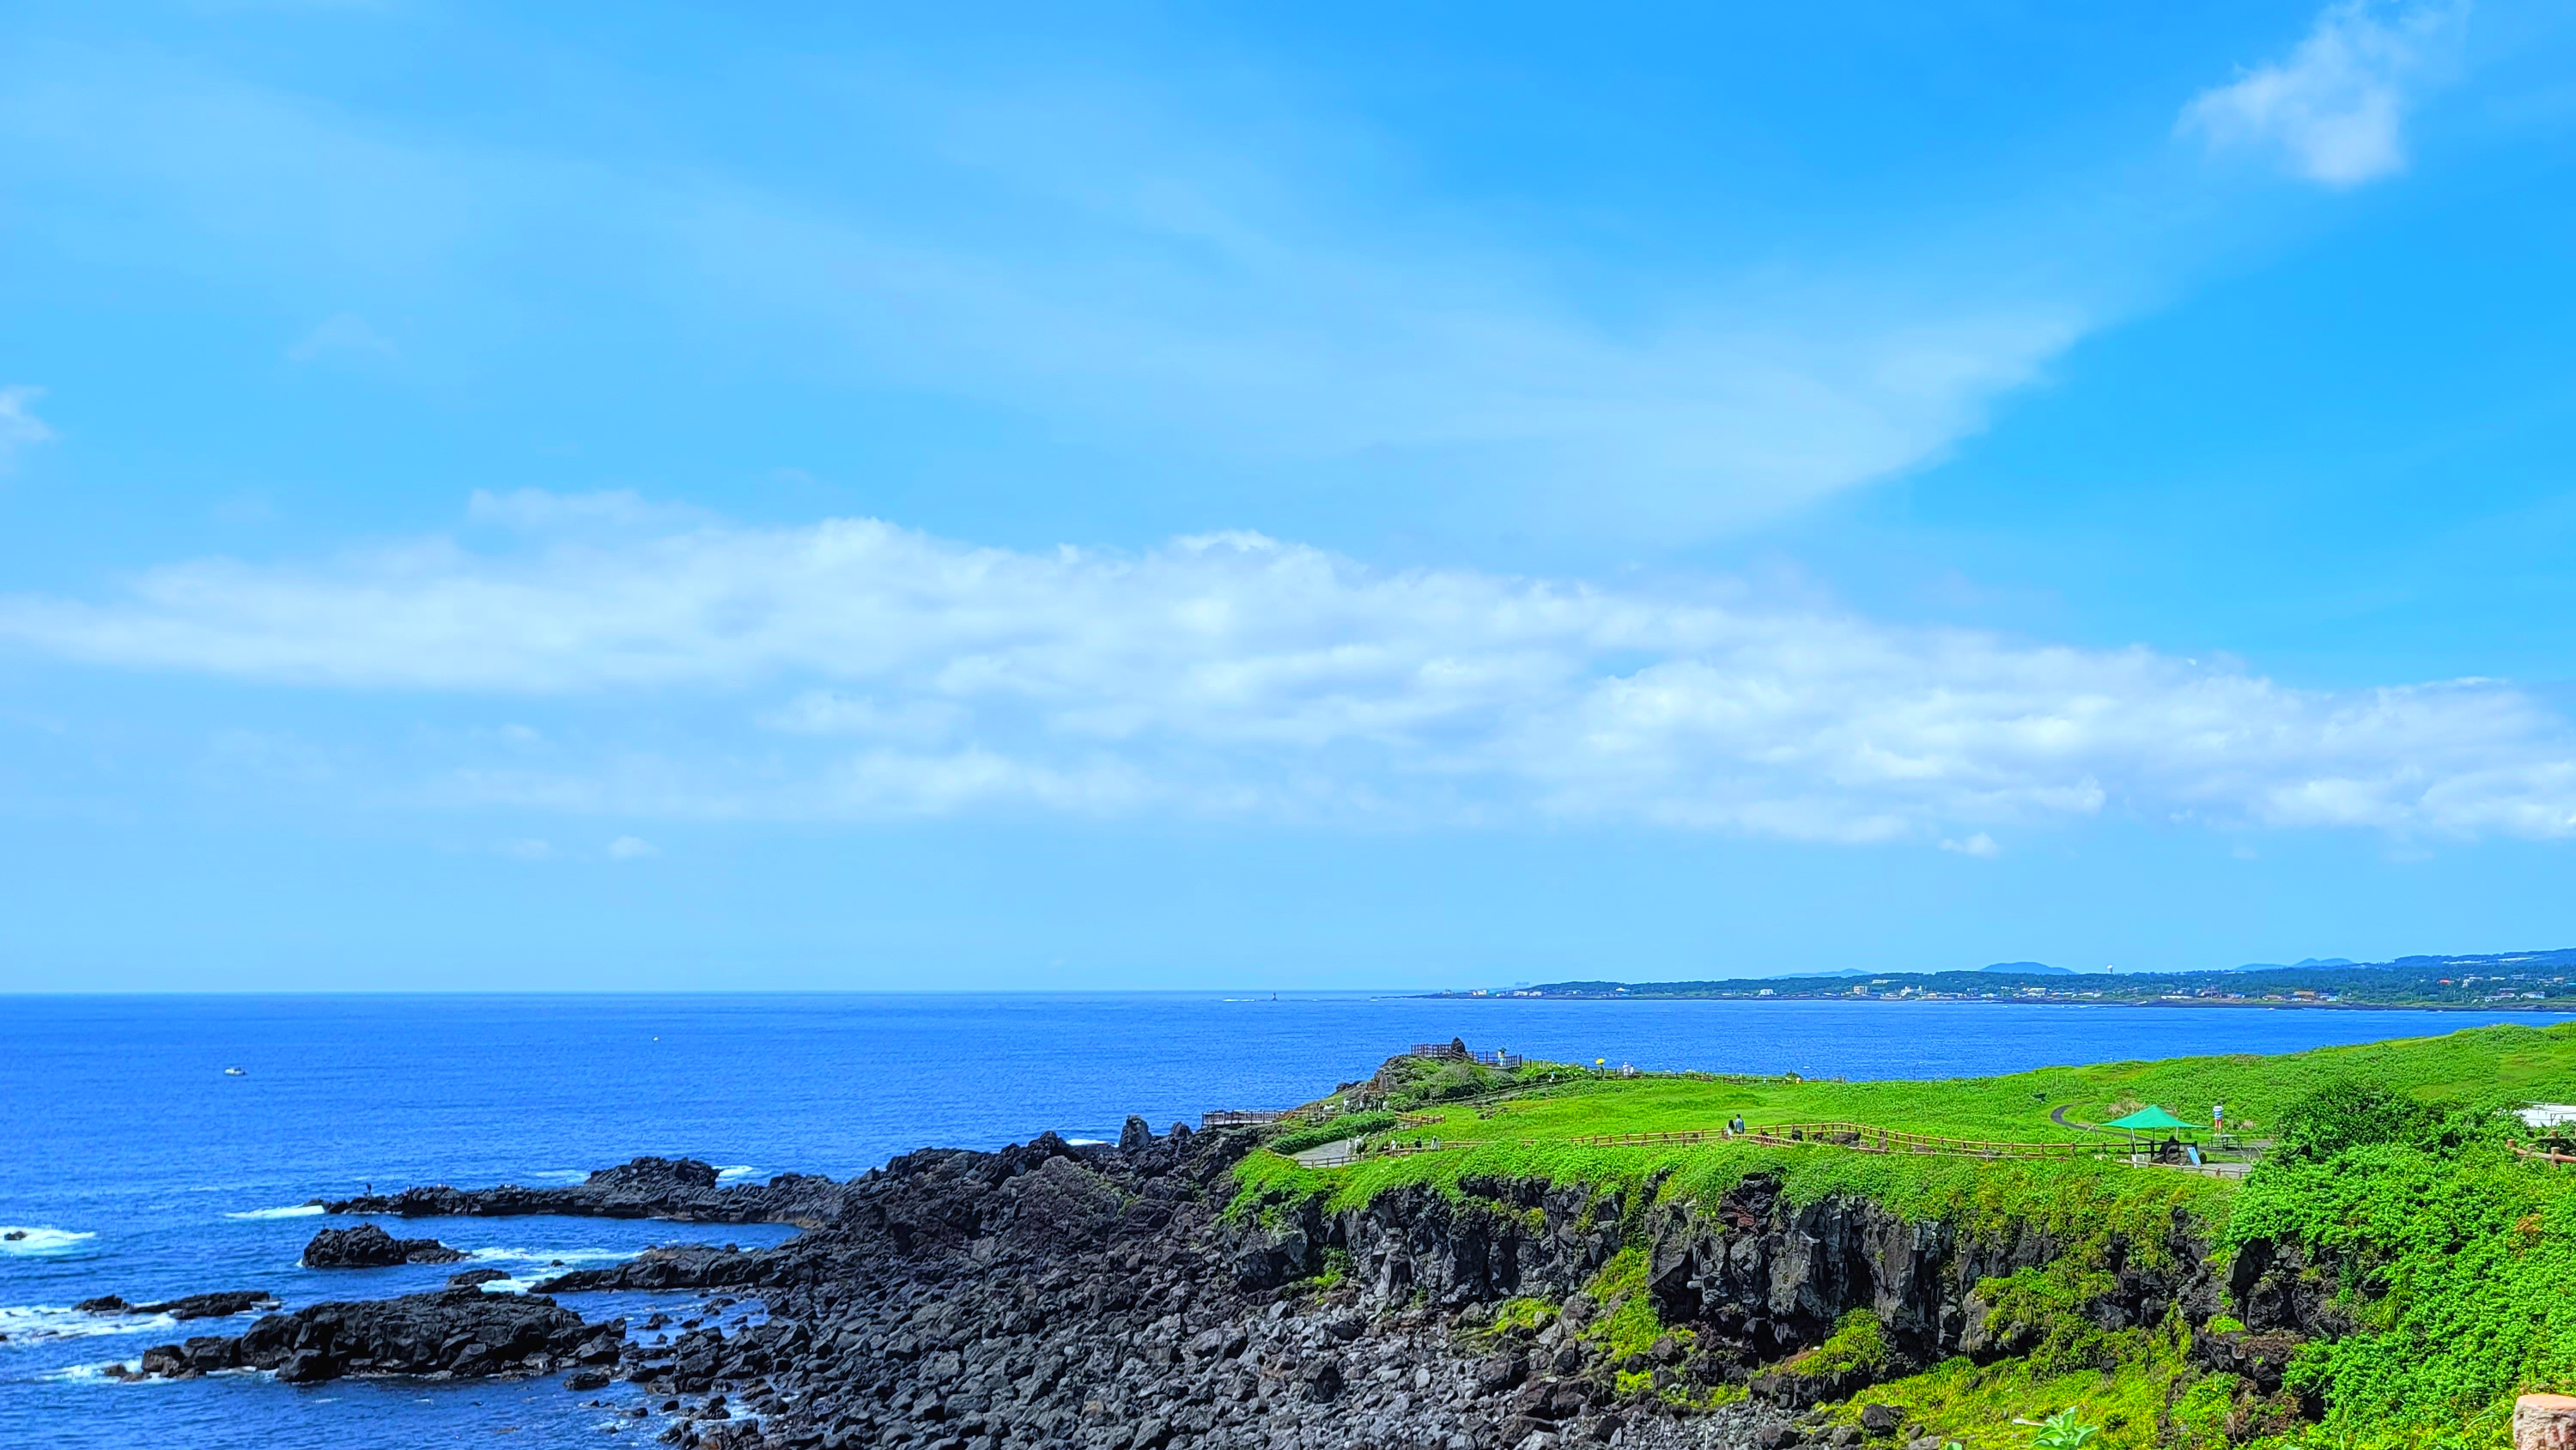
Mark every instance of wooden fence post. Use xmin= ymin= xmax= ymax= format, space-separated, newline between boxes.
xmin=2517 ymin=1394 xmax=2576 ymax=1450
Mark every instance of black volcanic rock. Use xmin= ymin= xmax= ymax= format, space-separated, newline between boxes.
xmin=156 ymin=1291 xmax=282 ymax=1320
xmin=78 ymin=1291 xmax=279 ymax=1320
xmin=131 ymin=1287 xmax=615 ymax=1385
xmin=532 ymin=1243 xmax=781 ymax=1295
xmin=104 ymin=1107 xmax=2257 ymax=1448
xmin=301 ymin=1223 xmax=467 ymax=1267
xmin=447 ymin=1267 xmax=513 ymax=1287
xmin=319 ymin=1156 xmax=849 ymax=1224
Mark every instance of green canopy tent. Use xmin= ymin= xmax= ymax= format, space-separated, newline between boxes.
xmin=2105 ymin=1104 xmax=2199 ymax=1163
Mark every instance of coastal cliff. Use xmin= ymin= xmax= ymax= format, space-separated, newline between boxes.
xmin=132 ymin=1122 xmax=2262 ymax=1450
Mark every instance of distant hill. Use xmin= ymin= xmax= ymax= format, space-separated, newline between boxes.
xmin=2235 ymin=956 xmax=2358 ymax=972
xmin=1982 ymin=961 xmax=2069 ymax=974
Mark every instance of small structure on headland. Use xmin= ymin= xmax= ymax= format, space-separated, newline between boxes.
xmin=1407 ymin=1038 xmax=1523 ymax=1070
xmin=2104 ymin=1104 xmax=2202 ymax=1164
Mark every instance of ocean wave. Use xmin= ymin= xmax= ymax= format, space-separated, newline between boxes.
xmin=0 ymin=1306 xmax=178 ymax=1344
xmin=465 ymin=1247 xmax=638 ymax=1265
xmin=714 ymin=1165 xmax=758 ymax=1182
xmin=0 ymin=1227 xmax=97 ymax=1256
xmin=223 ymin=1204 xmax=325 ymax=1220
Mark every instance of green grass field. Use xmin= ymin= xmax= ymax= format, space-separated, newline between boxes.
xmin=1234 ymin=1020 xmax=2576 ymax=1450
xmin=1240 ymin=1020 xmax=2576 ymax=1216
xmin=1366 ymin=1019 xmax=2576 ymax=1144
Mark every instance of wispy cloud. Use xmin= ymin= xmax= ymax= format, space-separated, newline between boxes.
xmin=465 ymin=488 xmax=711 ymax=533
xmin=605 ymin=834 xmax=657 ymax=859
xmin=0 ymin=53 xmax=2091 ymax=538
xmin=0 ymin=385 xmax=56 ymax=471
xmin=2178 ymin=0 xmax=2470 ymax=187
xmin=287 ymin=311 xmax=396 ymax=363
xmin=3 ymin=495 xmax=2570 ymax=844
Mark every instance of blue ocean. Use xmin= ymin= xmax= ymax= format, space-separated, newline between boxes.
xmin=0 ymin=994 xmax=2542 ymax=1447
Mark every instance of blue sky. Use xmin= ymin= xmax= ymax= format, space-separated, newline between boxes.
xmin=3 ymin=1 xmax=2573 ymax=990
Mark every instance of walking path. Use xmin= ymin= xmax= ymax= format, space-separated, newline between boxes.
xmin=1290 ymin=1138 xmax=1360 ymax=1168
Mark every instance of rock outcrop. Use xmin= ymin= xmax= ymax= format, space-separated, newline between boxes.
xmin=120 ymin=1287 xmax=620 ymax=1386
xmin=301 ymin=1223 xmax=467 ymax=1267
xmin=321 ymin=1156 xmax=850 ymax=1224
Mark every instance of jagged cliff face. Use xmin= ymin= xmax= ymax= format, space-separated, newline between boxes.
xmin=1234 ymin=1164 xmax=2226 ymax=1410
xmin=1233 ymin=1176 xmax=1631 ymax=1309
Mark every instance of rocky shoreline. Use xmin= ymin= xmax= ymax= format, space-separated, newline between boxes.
xmin=115 ymin=1113 xmax=2326 ymax=1449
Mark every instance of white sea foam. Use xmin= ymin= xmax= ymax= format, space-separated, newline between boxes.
xmin=224 ymin=1204 xmax=325 ymax=1220
xmin=1063 ymin=1138 xmax=1109 ymax=1147
xmin=714 ymin=1165 xmax=757 ymax=1182
xmin=461 ymin=1247 xmax=638 ymax=1283
xmin=0 ymin=1306 xmax=179 ymax=1344
xmin=0 ymin=1227 xmax=97 ymax=1256
xmin=526 ymin=1170 xmax=592 ymax=1183
xmin=467 ymin=1246 xmax=636 ymax=1263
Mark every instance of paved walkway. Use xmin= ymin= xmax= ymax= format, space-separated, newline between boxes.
xmin=1290 ymin=1138 xmax=1360 ymax=1168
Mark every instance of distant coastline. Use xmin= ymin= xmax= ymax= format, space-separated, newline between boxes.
xmin=1422 ymin=945 xmax=2576 ymax=1010
xmin=1419 ymin=993 xmax=2576 ymax=1012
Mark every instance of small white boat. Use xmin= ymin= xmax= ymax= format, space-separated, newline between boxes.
xmin=223 ymin=1066 xmax=246 ymax=1077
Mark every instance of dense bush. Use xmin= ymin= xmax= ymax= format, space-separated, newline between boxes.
xmin=1267 ymin=1112 xmax=1398 ymax=1156
xmin=2268 ymin=1077 xmax=2446 ymax=1164
xmin=2229 ymin=1098 xmax=2576 ymax=1449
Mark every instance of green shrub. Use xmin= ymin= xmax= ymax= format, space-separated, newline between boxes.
xmin=1794 ymin=1309 xmax=1891 ymax=1378
xmin=1977 ymin=1264 xmax=2118 ymax=1375
xmin=2166 ymin=1371 xmax=2242 ymax=1450
xmin=2031 ymin=1407 xmax=2100 ymax=1450
xmin=2229 ymin=1128 xmax=2576 ymax=1448
xmin=2269 ymin=1077 xmax=2445 ymax=1164
xmin=1268 ymin=1112 xmax=1399 ymax=1156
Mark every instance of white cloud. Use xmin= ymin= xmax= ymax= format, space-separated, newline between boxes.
xmin=1941 ymin=833 xmax=2001 ymax=858
xmin=2178 ymin=0 xmax=2469 ymax=187
xmin=3 ymin=496 xmax=2573 ymax=843
xmin=288 ymin=311 xmax=396 ymax=362
xmin=499 ymin=838 xmax=554 ymax=860
xmin=0 ymin=385 xmax=56 ymax=471
xmin=605 ymin=834 xmax=658 ymax=859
